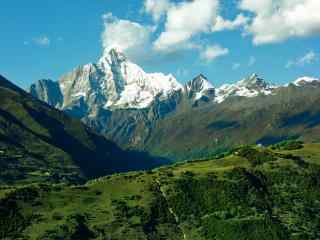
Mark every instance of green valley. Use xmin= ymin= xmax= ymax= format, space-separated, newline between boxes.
xmin=1 ymin=143 xmax=319 ymax=239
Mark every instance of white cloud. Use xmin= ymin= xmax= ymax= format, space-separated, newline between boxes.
xmin=144 ymin=0 xmax=171 ymax=22
xmin=299 ymin=51 xmax=318 ymax=64
xmin=200 ymin=45 xmax=229 ymax=62
xmin=154 ymin=0 xmax=219 ymax=52
xmin=102 ymin=13 xmax=153 ymax=55
xmin=232 ymin=63 xmax=241 ymax=70
xmin=239 ymin=0 xmax=320 ymax=45
xmin=212 ymin=14 xmax=249 ymax=32
xmin=248 ymin=56 xmax=256 ymax=66
xmin=285 ymin=61 xmax=294 ymax=69
xmin=33 ymin=36 xmax=50 ymax=46
xmin=286 ymin=50 xmax=317 ymax=68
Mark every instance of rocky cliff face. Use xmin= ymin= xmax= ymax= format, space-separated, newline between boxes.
xmin=29 ymin=79 xmax=63 ymax=107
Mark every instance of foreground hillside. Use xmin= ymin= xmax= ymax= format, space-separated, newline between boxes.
xmin=0 ymin=75 xmax=167 ymax=185
xmin=1 ymin=142 xmax=319 ymax=239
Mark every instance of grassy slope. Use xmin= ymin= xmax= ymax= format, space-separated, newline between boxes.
xmin=1 ymin=143 xmax=319 ymax=239
xmin=0 ymin=75 xmax=169 ymax=185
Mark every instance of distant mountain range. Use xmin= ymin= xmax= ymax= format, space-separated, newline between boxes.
xmin=30 ymin=48 xmax=320 ymax=161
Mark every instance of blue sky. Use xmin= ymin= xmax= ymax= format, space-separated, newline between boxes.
xmin=1 ymin=0 xmax=319 ymax=88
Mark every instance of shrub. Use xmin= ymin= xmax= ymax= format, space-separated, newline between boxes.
xmin=235 ymin=147 xmax=276 ymax=167
xmin=52 ymin=212 xmax=64 ymax=221
xmin=271 ymin=140 xmax=303 ymax=151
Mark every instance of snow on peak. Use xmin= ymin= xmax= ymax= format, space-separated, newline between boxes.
xmin=215 ymin=74 xmax=276 ymax=103
xmin=185 ymin=74 xmax=215 ymax=100
xmin=60 ymin=48 xmax=183 ymax=110
xmin=293 ymin=76 xmax=320 ymax=86
xmin=101 ymin=45 xmax=126 ymax=58
xmin=236 ymin=73 xmax=269 ymax=89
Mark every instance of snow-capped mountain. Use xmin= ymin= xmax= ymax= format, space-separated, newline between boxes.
xmin=30 ymin=46 xmax=319 ymax=116
xmin=293 ymin=76 xmax=320 ymax=86
xmin=96 ymin=48 xmax=183 ymax=109
xmin=185 ymin=74 xmax=215 ymax=101
xmin=60 ymin=48 xmax=183 ymax=111
xmin=31 ymin=48 xmax=183 ymax=117
xmin=215 ymin=73 xmax=277 ymax=103
xmin=29 ymin=49 xmax=320 ymax=156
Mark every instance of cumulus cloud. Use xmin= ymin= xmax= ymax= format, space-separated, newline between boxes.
xmin=200 ymin=45 xmax=229 ymax=62
xmin=154 ymin=0 xmax=219 ymax=52
xmin=102 ymin=13 xmax=153 ymax=55
xmin=144 ymin=0 xmax=171 ymax=22
xmin=239 ymin=0 xmax=320 ymax=45
xmin=286 ymin=50 xmax=317 ymax=68
xmin=33 ymin=36 xmax=50 ymax=46
xmin=212 ymin=14 xmax=249 ymax=32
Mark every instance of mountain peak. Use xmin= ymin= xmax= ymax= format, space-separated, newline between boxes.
xmin=99 ymin=47 xmax=127 ymax=66
xmin=29 ymin=78 xmax=63 ymax=107
xmin=293 ymin=76 xmax=320 ymax=86
xmin=185 ymin=74 xmax=215 ymax=101
xmin=32 ymin=45 xmax=183 ymax=111
xmin=215 ymin=74 xmax=276 ymax=103
xmin=103 ymin=45 xmax=126 ymax=55
xmin=109 ymin=47 xmax=126 ymax=58
xmin=238 ymin=73 xmax=271 ymax=90
xmin=195 ymin=73 xmax=208 ymax=80
xmin=187 ymin=74 xmax=214 ymax=91
xmin=249 ymin=73 xmax=258 ymax=79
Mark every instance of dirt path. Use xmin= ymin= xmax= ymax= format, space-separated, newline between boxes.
xmin=155 ymin=178 xmax=187 ymax=240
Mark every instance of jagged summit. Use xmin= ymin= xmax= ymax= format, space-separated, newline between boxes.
xmin=186 ymin=74 xmax=214 ymax=90
xmin=215 ymin=73 xmax=276 ymax=103
xmin=31 ymin=48 xmax=183 ymax=116
xmin=293 ymin=76 xmax=320 ymax=86
xmin=237 ymin=73 xmax=271 ymax=89
xmin=185 ymin=74 xmax=215 ymax=100
xmin=29 ymin=78 xmax=63 ymax=107
xmin=30 ymin=45 xmax=320 ymax=115
xmin=99 ymin=47 xmax=127 ymax=67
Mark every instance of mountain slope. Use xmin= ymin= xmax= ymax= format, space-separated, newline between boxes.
xmin=88 ymin=75 xmax=320 ymax=161
xmin=145 ymin=82 xmax=320 ymax=160
xmin=1 ymin=143 xmax=319 ymax=239
xmin=29 ymin=49 xmax=320 ymax=161
xmin=0 ymin=75 xmax=168 ymax=185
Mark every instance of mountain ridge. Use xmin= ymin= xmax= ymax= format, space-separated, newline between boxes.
xmin=30 ymin=48 xmax=319 ymax=111
xmin=29 ymin=49 xmax=320 ymax=161
xmin=0 ymin=74 xmax=169 ymax=185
